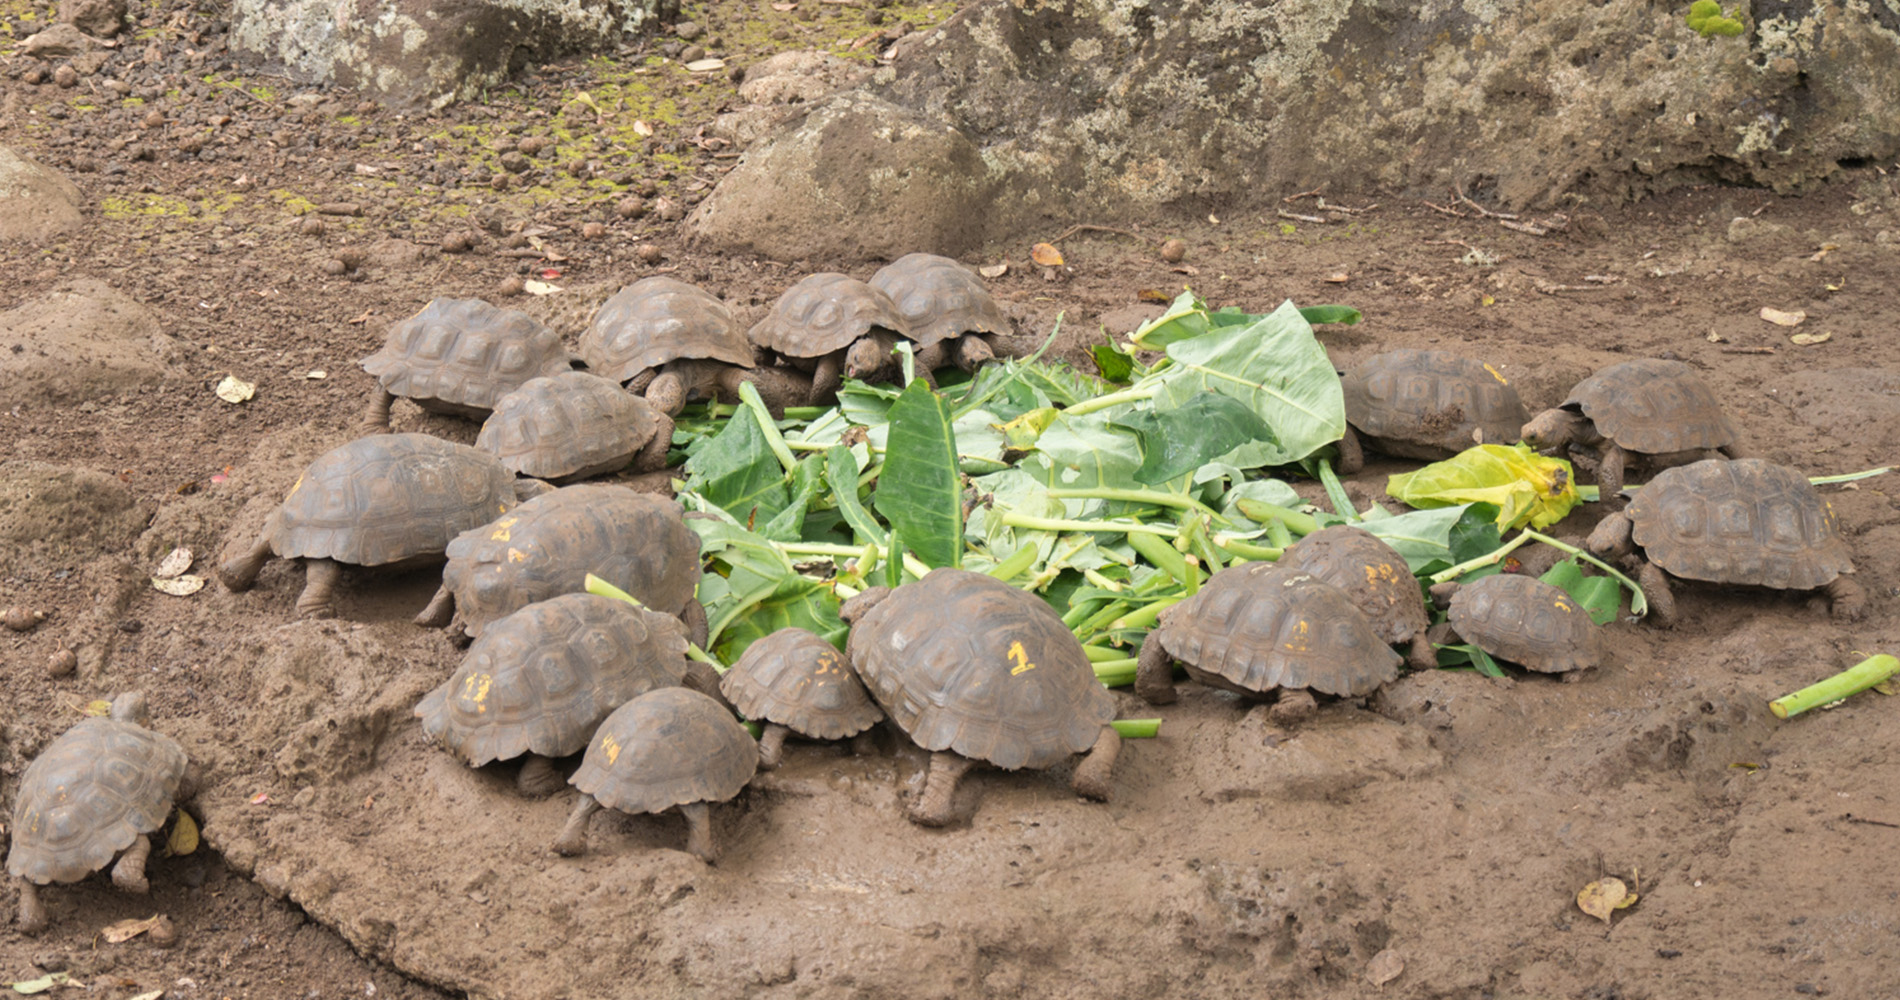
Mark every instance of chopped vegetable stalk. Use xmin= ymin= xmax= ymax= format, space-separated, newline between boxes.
xmin=1126 ymin=529 xmax=1194 ymax=592
xmin=1083 ymin=643 xmax=1130 ymax=663
xmin=1232 ymin=498 xmax=1320 ymax=536
xmin=1045 ymin=487 xmax=1232 ymax=524
xmin=1770 ymin=654 xmax=1899 ymax=719
xmin=1110 ymin=718 xmax=1163 ymax=739
xmin=1212 ymin=536 xmax=1284 ymax=561
xmin=1316 ymin=458 xmax=1356 ymax=521
xmin=986 ymin=543 xmax=1041 ymax=583
xmin=996 ymin=512 xmax=1180 ymax=537
xmin=1094 ymin=659 xmax=1139 ymax=687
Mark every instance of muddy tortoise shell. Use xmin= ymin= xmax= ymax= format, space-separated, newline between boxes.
xmin=1446 ymin=574 xmax=1602 ymax=673
xmin=265 ymin=433 xmax=517 ymax=568
xmin=570 ymin=687 xmax=758 ymax=816
xmin=8 ymin=700 xmax=187 ymax=885
xmin=1277 ymin=525 xmax=1430 ymax=646
xmin=1340 ymin=349 xmax=1528 ymax=457
xmin=475 ymin=371 xmax=665 ymax=481
xmin=868 ymin=253 xmax=1010 ymax=349
xmin=416 ymin=593 xmax=690 ymax=767
xmin=360 ymin=298 xmax=573 ymax=418
xmin=579 ymin=278 xmax=755 ymax=385
xmin=1151 ymin=562 xmax=1400 ymax=697
xmin=1562 ymin=358 xmax=1739 ymax=455
xmin=1626 ymin=458 xmax=1852 ymax=590
xmin=845 ymin=569 xmax=1114 ymax=771
xmin=721 ymin=628 xmax=883 ymax=740
xmin=747 ymin=273 xmax=910 ymax=360
xmin=441 ymin=485 xmax=701 ymax=637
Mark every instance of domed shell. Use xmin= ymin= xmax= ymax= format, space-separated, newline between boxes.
xmin=1565 ymin=358 xmax=1739 ymax=455
xmin=476 ymin=371 xmax=663 ymax=481
xmin=579 ymin=278 xmax=755 ymax=385
xmin=868 ymin=253 xmax=1010 ymax=348
xmin=1154 ymin=563 xmax=1400 ymax=697
xmin=1341 ymin=349 xmax=1529 ymax=457
xmin=360 ymin=298 xmax=573 ymax=416
xmin=747 ymin=273 xmax=909 ymax=359
xmin=721 ymin=628 xmax=883 ymax=740
xmin=570 ymin=687 xmax=758 ymax=815
xmin=441 ymin=485 xmax=701 ymax=637
xmin=416 ymin=593 xmax=690 ymax=766
xmin=1447 ymin=574 xmax=1602 ymax=673
xmin=1627 ymin=458 xmax=1852 ymax=590
xmin=845 ymin=569 xmax=1114 ymax=771
xmin=267 ymin=434 xmax=517 ymax=567
xmin=1277 ymin=525 xmax=1430 ymax=645
xmin=8 ymin=713 xmax=187 ymax=885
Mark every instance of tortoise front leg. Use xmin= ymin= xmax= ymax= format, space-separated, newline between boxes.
xmin=1637 ymin=560 xmax=1677 ymax=628
xmin=1595 ymin=442 xmax=1629 ymax=506
xmin=1405 ymin=631 xmax=1438 ymax=672
xmin=1334 ymin=426 xmax=1366 ymax=475
xmin=644 ymin=371 xmax=686 ymax=417
xmin=1133 ymin=635 xmax=1178 ymax=705
xmin=551 ymin=794 xmax=602 ymax=856
xmin=808 ymin=353 xmax=844 ymax=406
xmin=216 ymin=535 xmax=274 ymax=593
xmin=910 ymin=751 xmax=977 ymax=827
xmin=16 ymin=878 xmax=46 ymax=935
xmin=414 ymin=584 xmax=456 ymax=628
xmin=111 ymin=834 xmax=152 ymax=894
xmin=1070 ymin=725 xmax=1121 ymax=802
xmin=1268 ymin=689 xmax=1318 ymax=726
xmin=633 ymin=411 xmax=675 ymax=473
xmin=296 ymin=558 xmax=344 ymax=619
xmin=720 ymin=365 xmax=811 ymax=418
xmin=625 ymin=368 xmax=658 ymax=397
xmin=360 ymin=388 xmax=398 ymax=434
xmin=757 ymin=722 xmax=791 ymax=770
xmin=1824 ymin=576 xmax=1868 ymax=621
xmin=516 ymin=755 xmax=565 ymax=798
xmin=679 ymin=800 xmax=718 ymax=864
xmin=681 ymin=659 xmax=735 ymax=715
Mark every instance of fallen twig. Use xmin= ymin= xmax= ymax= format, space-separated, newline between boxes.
xmin=1499 ymin=219 xmax=1550 ymax=236
xmin=1276 ymin=209 xmax=1328 ymax=224
xmin=1844 ymin=814 xmax=1900 ymax=829
xmin=1720 ymin=346 xmax=1777 ymax=354
xmin=1048 ymin=223 xmax=1144 ymax=244
xmin=1282 ymin=187 xmax=1326 ymax=202
xmin=1316 ymin=199 xmax=1377 ymax=214
xmin=1422 ymin=201 xmax=1467 ymax=218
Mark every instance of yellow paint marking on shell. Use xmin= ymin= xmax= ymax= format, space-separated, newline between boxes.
xmin=506 ymin=547 xmax=527 ymax=563
xmin=600 ymin=732 xmax=622 ymax=765
xmin=460 ymin=672 xmax=494 ymax=712
xmin=1483 ymin=363 xmax=1509 ymax=385
xmin=1007 ymin=640 xmax=1037 ymax=676
xmin=489 ymin=517 xmax=519 ymax=541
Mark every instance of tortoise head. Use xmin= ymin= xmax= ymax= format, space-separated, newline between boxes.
xmin=1520 ymin=407 xmax=1585 ymax=452
xmin=838 ymin=586 xmax=892 ymax=624
xmin=843 ymin=333 xmax=899 ymax=380
xmin=109 ymin=691 xmax=151 ymax=726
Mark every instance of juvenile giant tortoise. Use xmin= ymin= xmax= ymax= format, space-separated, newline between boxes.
xmin=475 ymin=371 xmax=673 ymax=483
xmin=720 ymin=627 xmax=883 ymax=769
xmin=1427 ymin=573 xmax=1604 ymax=677
xmin=1278 ymin=525 xmax=1436 ymax=670
xmin=579 ymin=277 xmax=810 ymax=416
xmin=1337 ymin=349 xmax=1528 ymax=472
xmin=1522 ymin=358 xmax=1743 ymax=505
xmin=869 ymin=253 xmax=1012 ymax=374
xmin=359 ymin=297 xmax=573 ymax=431
xmin=747 ymin=273 xmax=915 ymax=404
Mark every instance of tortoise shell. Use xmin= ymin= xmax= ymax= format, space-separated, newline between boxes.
xmin=1152 ymin=563 xmax=1400 ymax=697
xmin=1277 ymin=525 xmax=1430 ymax=645
xmin=1447 ymin=574 xmax=1602 ymax=673
xmin=747 ymin=273 xmax=909 ymax=360
xmin=8 ymin=702 xmax=186 ymax=885
xmin=868 ymin=253 xmax=1010 ymax=348
xmin=1564 ymin=358 xmax=1739 ymax=454
xmin=441 ymin=485 xmax=701 ymax=637
xmin=475 ymin=371 xmax=663 ymax=481
xmin=845 ymin=569 xmax=1113 ymax=771
xmin=360 ymin=298 xmax=573 ymax=417
xmin=416 ymin=593 xmax=690 ymax=767
xmin=579 ymin=278 xmax=754 ymax=385
xmin=1626 ymin=458 xmax=1852 ymax=590
xmin=721 ymin=628 xmax=883 ymax=740
xmin=1341 ymin=349 xmax=1529 ymax=458
xmin=266 ymin=433 xmax=517 ymax=567
xmin=570 ymin=687 xmax=758 ymax=815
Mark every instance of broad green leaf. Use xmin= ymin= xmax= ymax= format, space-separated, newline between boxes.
xmin=1029 ymin=411 xmax=1152 ymax=491
xmin=837 ymin=379 xmax=900 ymax=427
xmin=682 ymin=405 xmax=789 ymax=527
xmin=1092 ymin=338 xmax=1136 ymax=383
xmin=1110 ymin=393 xmax=1276 ymax=486
xmin=1540 ymin=559 xmax=1621 ymax=625
xmin=1448 ymin=502 xmax=1506 ymax=562
xmin=758 ymin=453 xmax=825 ymax=542
xmin=1436 ymin=643 xmax=1507 ymax=677
xmin=1128 ymin=289 xmax=1212 ymax=348
xmin=1387 ymin=443 xmax=1579 ymax=530
xmin=1348 ymin=504 xmax=1475 ymax=572
xmin=712 ymin=574 xmax=846 ymax=664
xmin=1298 ymin=304 xmax=1362 ymax=326
xmin=874 ymin=380 xmax=964 ymax=570
xmin=825 ymin=445 xmax=887 ymax=546
xmin=950 ymin=408 xmax=1009 ymax=473
xmin=997 ymin=407 xmax=1059 ymax=451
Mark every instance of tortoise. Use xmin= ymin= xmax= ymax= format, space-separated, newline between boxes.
xmin=551 ymin=687 xmax=758 ymax=863
xmin=720 ymin=627 xmax=883 ymax=769
xmin=420 ymin=484 xmax=705 ymax=643
xmin=1337 ymin=349 xmax=1529 ymax=473
xmin=1134 ymin=562 xmax=1401 ymax=723
xmin=1277 ymin=525 xmax=1436 ymax=671
xmin=218 ymin=434 xmax=518 ymax=619
xmin=416 ymin=593 xmax=722 ymax=796
xmin=747 ymin=272 xmax=916 ymax=404
xmin=1522 ymin=358 xmax=1743 ymax=505
xmin=359 ymin=297 xmax=574 ymax=431
xmin=868 ymin=253 xmax=1012 ymax=374
xmin=840 ymin=569 xmax=1121 ymax=827
xmin=9 ymin=693 xmax=189 ymax=934
xmin=475 ymin=371 xmax=673 ymax=483
xmin=1586 ymin=458 xmax=1863 ymax=626
xmin=578 ymin=277 xmax=811 ymax=416
xmin=1425 ymin=573 xmax=1603 ymax=678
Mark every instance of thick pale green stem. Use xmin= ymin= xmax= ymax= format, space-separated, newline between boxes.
xmin=1232 ymin=499 xmax=1320 ymax=536
xmin=1425 ymin=533 xmax=1535 ymax=585
xmin=738 ymin=382 xmax=798 ymax=474
xmin=1110 ymin=719 xmax=1162 ymax=739
xmin=1317 ymin=459 xmax=1356 ymax=521
xmin=997 ymin=512 xmax=1179 ymax=537
xmin=1081 ymin=568 xmax=1125 ymax=592
xmin=1046 ymin=488 xmax=1232 ymax=525
xmin=1062 ymin=385 xmax=1160 ymax=416
xmin=1263 ymin=517 xmax=1294 ymax=548
xmin=1126 ymin=530 xmax=1194 ymax=593
xmin=1083 ymin=644 xmax=1129 ymax=663
xmin=1770 ymin=655 xmax=1899 ymax=719
xmin=986 ymin=544 xmax=1041 ymax=583
xmin=1110 ymin=597 xmax=1183 ymax=633
xmin=1212 ymin=536 xmax=1284 ymax=562
xmin=1093 ymin=658 xmax=1139 ymax=686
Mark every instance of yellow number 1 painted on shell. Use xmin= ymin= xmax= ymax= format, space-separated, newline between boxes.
xmin=1007 ymin=640 xmax=1036 ymax=676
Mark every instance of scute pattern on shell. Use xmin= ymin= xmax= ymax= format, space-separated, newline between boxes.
xmin=441 ymin=485 xmax=701 ymax=636
xmin=846 ymin=569 xmax=1114 ymax=771
xmin=1155 ymin=563 xmax=1400 ymax=697
xmin=579 ymin=278 xmax=754 ymax=384
xmin=1342 ymin=349 xmax=1529 ymax=455
xmin=868 ymin=253 xmax=1010 ymax=348
xmin=476 ymin=372 xmax=660 ymax=479
xmin=1566 ymin=358 xmax=1739 ymax=454
xmin=1278 ymin=525 xmax=1430 ymax=645
xmin=360 ymin=298 xmax=573 ymax=412
xmin=721 ymin=628 xmax=883 ymax=740
xmin=1447 ymin=574 xmax=1601 ymax=673
xmin=267 ymin=434 xmax=516 ymax=567
xmin=747 ymin=273 xmax=910 ymax=359
xmin=8 ymin=717 xmax=187 ymax=885
xmin=1627 ymin=458 xmax=1852 ymax=591
xmin=416 ymin=594 xmax=690 ymax=766
xmin=570 ymin=688 xmax=758 ymax=815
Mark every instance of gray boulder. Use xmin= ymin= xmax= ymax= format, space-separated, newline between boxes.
xmin=0 ymin=279 xmax=180 ymax=411
xmin=0 ymin=146 xmax=84 ymax=243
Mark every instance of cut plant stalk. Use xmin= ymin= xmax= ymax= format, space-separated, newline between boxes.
xmin=1212 ymin=535 xmax=1283 ymax=561
xmin=986 ymin=543 xmax=1041 ymax=583
xmin=1770 ymin=654 xmax=1899 ymax=719
xmin=1093 ymin=658 xmax=1138 ymax=687
xmin=1110 ymin=718 xmax=1162 ymax=739
xmin=1045 ymin=487 xmax=1233 ymax=525
xmin=1126 ymin=529 xmax=1194 ymax=593
xmin=738 ymin=382 xmax=798 ymax=474
xmin=996 ymin=511 xmax=1180 ymax=537
xmin=1316 ymin=458 xmax=1357 ymax=521
xmin=1233 ymin=498 xmax=1320 ymax=536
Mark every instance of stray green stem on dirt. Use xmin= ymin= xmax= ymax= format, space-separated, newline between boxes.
xmin=1110 ymin=718 xmax=1161 ymax=738
xmin=1770 ymin=654 xmax=1899 ymax=719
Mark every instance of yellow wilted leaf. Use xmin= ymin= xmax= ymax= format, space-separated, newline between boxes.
xmin=84 ymin=700 xmax=113 ymax=717
xmin=1789 ymin=331 xmax=1831 ymax=346
xmin=101 ymin=913 xmax=164 ymax=943
xmin=1759 ymin=306 xmax=1806 ymax=327
xmin=1030 ymin=242 xmax=1064 ymax=267
xmin=214 ymin=375 xmax=256 ymax=404
xmin=168 ymin=808 xmax=199 ymax=856
xmin=1576 ymin=877 xmax=1635 ymax=923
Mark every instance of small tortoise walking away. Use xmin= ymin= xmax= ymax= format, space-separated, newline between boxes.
xmin=358 ymin=297 xmax=574 ymax=432
xmin=579 ymin=277 xmax=810 ymax=416
xmin=1522 ymin=358 xmax=1743 ymax=505
xmin=217 ymin=434 xmax=518 ymax=619
xmin=841 ymin=569 xmax=1122 ymax=827
xmin=9 ymin=693 xmax=189 ymax=934
xmin=1587 ymin=458 xmax=1863 ymax=626
xmin=476 ymin=371 xmax=674 ymax=483
xmin=1337 ymin=349 xmax=1529 ymax=472
xmin=1277 ymin=525 xmax=1436 ymax=671
xmin=868 ymin=253 xmax=1012 ymax=375
xmin=747 ymin=272 xmax=915 ymax=405
xmin=551 ymin=687 xmax=758 ymax=863
xmin=1426 ymin=574 xmax=1604 ymax=679
xmin=1135 ymin=563 xmax=1401 ymax=723
xmin=720 ymin=627 xmax=883 ymax=769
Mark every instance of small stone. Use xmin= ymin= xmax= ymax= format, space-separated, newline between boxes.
xmin=616 ymin=196 xmax=647 ymax=219
xmin=141 ymin=109 xmax=164 ymax=129
xmin=499 ymin=151 xmax=531 ymax=174
xmin=636 ymin=244 xmax=664 ymax=265
xmin=660 ymin=41 xmax=684 ymax=57
xmin=769 ymin=27 xmax=790 ymax=40
xmin=54 ymin=64 xmax=79 ymax=88
xmin=654 ymin=197 xmax=684 ymax=222
xmin=146 ymin=915 xmax=178 ymax=948
xmin=681 ymin=44 xmax=707 ymax=63
xmin=496 ymin=275 xmax=527 ymax=297
xmin=299 ymin=216 xmax=325 ymax=237
xmin=518 ymin=136 xmax=549 ymax=157
xmin=565 ymin=159 xmax=589 ymax=178
xmin=1160 ymin=238 xmax=1187 ymax=263
xmin=60 ymin=0 xmax=127 ymax=37
xmin=176 ymin=135 xmax=204 ymax=154
xmin=4 ymin=607 xmax=47 ymax=632
xmin=582 ymin=221 xmax=607 ymax=239
xmin=322 ymin=259 xmax=348 ymax=276
xmin=490 ymin=173 xmax=512 ymax=191
xmin=674 ymin=19 xmax=703 ymax=40
xmin=46 ymin=647 xmax=78 ymax=677
xmin=440 ymin=231 xmax=475 ymax=254
xmin=21 ymin=65 xmax=46 ymax=85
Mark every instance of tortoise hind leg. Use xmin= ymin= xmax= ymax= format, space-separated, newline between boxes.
xmin=633 ymin=411 xmax=675 ymax=473
xmin=217 ymin=535 xmax=274 ymax=593
xmin=757 ymin=723 xmax=790 ymax=770
xmin=111 ymin=834 xmax=152 ymax=894
xmin=679 ymin=801 xmax=718 ymax=864
xmin=551 ymin=794 xmax=602 ymax=856
xmin=1596 ymin=443 xmax=1628 ymax=507
xmin=16 ymin=878 xmax=46 ymax=935
xmin=414 ymin=584 xmax=455 ymax=628
xmin=1405 ymin=631 xmax=1438 ymax=672
xmin=1334 ymin=427 xmax=1366 ymax=475
xmin=296 ymin=558 xmax=344 ymax=619
xmin=1637 ymin=561 xmax=1677 ymax=628
xmin=680 ymin=600 xmax=710 ymax=649
xmin=1825 ymin=576 xmax=1868 ymax=621
xmin=1268 ymin=689 xmax=1318 ymax=726
xmin=1070 ymin=725 xmax=1121 ymax=802
xmin=516 ymin=755 xmax=565 ymax=798
xmin=910 ymin=751 xmax=977 ymax=827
